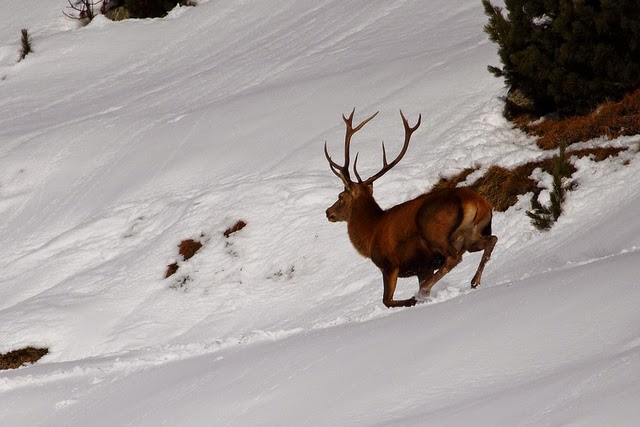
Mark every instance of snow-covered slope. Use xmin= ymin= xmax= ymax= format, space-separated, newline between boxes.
xmin=1 ymin=0 xmax=639 ymax=425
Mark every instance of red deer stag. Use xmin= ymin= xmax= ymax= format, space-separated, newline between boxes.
xmin=325 ymin=109 xmax=498 ymax=308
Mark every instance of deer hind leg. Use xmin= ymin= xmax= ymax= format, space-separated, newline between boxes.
xmin=415 ymin=252 xmax=446 ymax=300
xmin=416 ymin=270 xmax=435 ymax=301
xmin=382 ymin=268 xmax=417 ymax=308
xmin=469 ymin=235 xmax=498 ymax=288
xmin=415 ymin=252 xmax=463 ymax=297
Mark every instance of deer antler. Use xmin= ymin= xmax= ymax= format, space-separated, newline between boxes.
xmin=324 ymin=108 xmax=379 ymax=187
xmin=357 ymin=110 xmax=421 ymax=185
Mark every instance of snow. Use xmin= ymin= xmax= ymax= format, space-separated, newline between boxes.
xmin=1 ymin=0 xmax=640 ymax=425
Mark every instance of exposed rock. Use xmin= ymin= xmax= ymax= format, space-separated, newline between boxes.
xmin=504 ymin=86 xmax=537 ymax=119
xmin=106 ymin=6 xmax=131 ymax=21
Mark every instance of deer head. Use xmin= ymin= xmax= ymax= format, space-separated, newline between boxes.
xmin=325 ymin=183 xmax=373 ymax=222
xmin=325 ymin=109 xmax=421 ymax=223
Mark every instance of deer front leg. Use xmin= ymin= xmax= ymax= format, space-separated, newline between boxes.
xmin=382 ymin=268 xmax=417 ymax=308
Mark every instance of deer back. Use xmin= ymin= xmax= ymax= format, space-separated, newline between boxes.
xmin=415 ymin=188 xmax=493 ymax=256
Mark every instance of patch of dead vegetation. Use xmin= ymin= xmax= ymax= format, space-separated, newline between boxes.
xmin=569 ymin=146 xmax=628 ymax=162
xmin=432 ymin=146 xmax=625 ymax=212
xmin=165 ymin=238 xmax=203 ymax=279
xmin=514 ymin=88 xmax=640 ymax=150
xmin=223 ymin=220 xmax=247 ymax=238
xmin=178 ymin=239 xmax=203 ymax=260
xmin=165 ymin=221 xmax=247 ymax=281
xmin=0 ymin=347 xmax=48 ymax=370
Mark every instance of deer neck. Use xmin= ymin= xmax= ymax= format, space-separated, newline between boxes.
xmin=347 ymin=195 xmax=384 ymax=259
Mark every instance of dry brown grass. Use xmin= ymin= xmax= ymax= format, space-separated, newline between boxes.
xmin=0 ymin=347 xmax=48 ymax=370
xmin=178 ymin=239 xmax=202 ymax=260
xmin=433 ymin=161 xmax=559 ymax=212
xmin=515 ymin=88 xmax=640 ymax=150
xmin=570 ymin=146 xmax=627 ymax=162
xmin=165 ymin=221 xmax=247 ymax=280
xmin=432 ymin=146 xmax=624 ymax=212
xmin=469 ymin=165 xmax=546 ymax=212
xmin=165 ymin=262 xmax=180 ymax=278
xmin=430 ymin=167 xmax=477 ymax=192
xmin=165 ymin=238 xmax=204 ymax=278
xmin=223 ymin=220 xmax=247 ymax=238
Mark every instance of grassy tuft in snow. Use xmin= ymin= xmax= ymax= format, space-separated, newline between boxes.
xmin=0 ymin=347 xmax=48 ymax=370
xmin=165 ymin=238 xmax=203 ymax=278
xmin=223 ymin=220 xmax=247 ymax=238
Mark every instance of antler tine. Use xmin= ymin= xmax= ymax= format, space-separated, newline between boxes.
xmin=400 ymin=109 xmax=422 ymax=134
xmin=353 ymin=152 xmax=364 ymax=183
xmin=349 ymin=110 xmax=379 ymax=133
xmin=324 ymin=142 xmax=342 ymax=177
xmin=381 ymin=141 xmax=388 ymax=167
xmin=325 ymin=109 xmax=379 ymax=187
xmin=342 ymin=109 xmax=379 ymax=176
xmin=362 ymin=110 xmax=422 ymax=185
xmin=325 ymin=141 xmax=351 ymax=188
xmin=342 ymin=108 xmax=355 ymax=125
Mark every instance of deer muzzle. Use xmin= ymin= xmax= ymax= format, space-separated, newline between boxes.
xmin=326 ymin=208 xmax=338 ymax=222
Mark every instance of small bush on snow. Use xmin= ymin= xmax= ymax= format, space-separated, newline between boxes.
xmin=63 ymin=0 xmax=100 ymax=25
xmin=526 ymin=142 xmax=571 ymax=230
xmin=18 ymin=29 xmax=32 ymax=62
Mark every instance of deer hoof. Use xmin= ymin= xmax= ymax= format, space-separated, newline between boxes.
xmin=415 ymin=292 xmax=430 ymax=304
xmin=471 ymin=275 xmax=481 ymax=288
xmin=383 ymin=297 xmax=417 ymax=308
